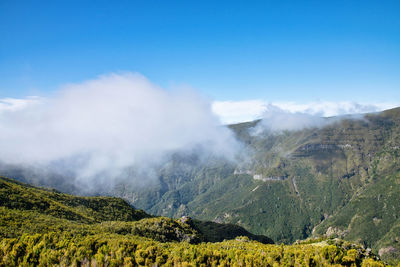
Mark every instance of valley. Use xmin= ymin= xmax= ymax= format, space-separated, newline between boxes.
xmin=1 ymin=107 xmax=399 ymax=264
xmin=0 ymin=176 xmax=384 ymax=266
xmin=113 ymin=107 xmax=400 ymax=263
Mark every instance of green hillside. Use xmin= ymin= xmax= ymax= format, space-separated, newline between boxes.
xmin=109 ymin=107 xmax=400 ymax=264
xmin=1 ymin=108 xmax=399 ymax=264
xmin=0 ymin=177 xmax=385 ymax=266
xmin=0 ymin=176 xmax=273 ymax=244
xmin=0 ymin=176 xmax=150 ymax=226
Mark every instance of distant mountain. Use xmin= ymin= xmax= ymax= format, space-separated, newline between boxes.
xmin=1 ymin=107 xmax=399 ymax=264
xmin=110 ymin=107 xmax=400 ymax=263
xmin=0 ymin=176 xmax=384 ymax=266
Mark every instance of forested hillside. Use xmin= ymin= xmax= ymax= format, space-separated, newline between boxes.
xmin=0 ymin=177 xmax=385 ymax=266
xmin=1 ymin=108 xmax=399 ymax=264
xmin=111 ymin=108 xmax=400 ymax=263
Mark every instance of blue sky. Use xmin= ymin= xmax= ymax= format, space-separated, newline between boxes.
xmin=0 ymin=0 xmax=399 ymax=104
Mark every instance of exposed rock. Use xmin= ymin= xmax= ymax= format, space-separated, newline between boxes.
xmin=234 ymin=169 xmax=253 ymax=175
xmin=292 ymin=177 xmax=299 ymax=195
xmin=300 ymin=143 xmax=338 ymax=151
xmin=180 ymin=215 xmax=193 ymax=226
xmin=326 ymin=226 xmax=348 ymax=238
xmin=378 ymin=246 xmax=398 ymax=257
xmin=235 ymin=236 xmax=250 ymax=242
xmin=253 ymin=174 xmax=288 ymax=182
xmin=251 ymin=185 xmax=260 ymax=192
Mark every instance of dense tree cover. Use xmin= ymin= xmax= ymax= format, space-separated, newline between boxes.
xmin=2 ymin=108 xmax=399 ymax=253
xmin=0 ymin=177 xmax=272 ymax=244
xmin=192 ymin=220 xmax=273 ymax=244
xmin=104 ymin=107 xmax=400 ymax=264
xmin=0 ymin=176 xmax=386 ymax=266
xmin=0 ymin=176 xmax=150 ymax=223
xmin=0 ymin=233 xmax=385 ymax=266
xmin=1 ymin=108 xmax=400 ymax=265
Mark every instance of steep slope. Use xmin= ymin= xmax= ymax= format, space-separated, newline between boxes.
xmin=1 ymin=108 xmax=399 ymax=264
xmin=110 ymin=107 xmax=400 ymax=263
xmin=0 ymin=176 xmax=273 ymax=244
xmin=0 ymin=176 xmax=150 ymax=224
xmin=1 ymin=177 xmax=384 ymax=266
xmin=313 ymin=171 xmax=400 ymax=263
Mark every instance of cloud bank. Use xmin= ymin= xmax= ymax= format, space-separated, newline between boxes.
xmin=255 ymin=104 xmax=327 ymax=133
xmin=211 ymin=100 xmax=266 ymax=125
xmin=0 ymin=97 xmax=41 ymax=113
xmin=2 ymin=75 xmax=398 ymax=185
xmin=212 ymin=100 xmax=399 ymax=124
xmin=0 ymin=73 xmax=239 ymax=184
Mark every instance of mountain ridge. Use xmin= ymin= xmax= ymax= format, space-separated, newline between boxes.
xmin=113 ymin=107 xmax=400 ymax=263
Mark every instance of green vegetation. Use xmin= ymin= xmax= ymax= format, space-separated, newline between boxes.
xmin=0 ymin=176 xmax=385 ymax=266
xmin=0 ymin=176 xmax=150 ymax=224
xmin=2 ymin=107 xmax=400 ymax=265
xmin=0 ymin=233 xmax=384 ymax=266
xmin=192 ymin=220 xmax=273 ymax=244
xmin=0 ymin=177 xmax=272 ymax=244
xmin=107 ymin=107 xmax=400 ymax=264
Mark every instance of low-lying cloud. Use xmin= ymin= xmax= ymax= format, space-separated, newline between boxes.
xmin=255 ymin=104 xmax=327 ymax=133
xmin=211 ymin=100 xmax=266 ymax=125
xmin=212 ymin=100 xmax=399 ymax=124
xmin=251 ymin=103 xmax=390 ymax=134
xmin=0 ymin=73 xmax=239 ymax=185
xmin=2 ymin=75 xmax=398 ymax=187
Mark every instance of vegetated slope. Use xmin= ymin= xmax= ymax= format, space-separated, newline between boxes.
xmin=0 ymin=233 xmax=383 ymax=266
xmin=0 ymin=176 xmax=272 ymax=244
xmin=0 ymin=176 xmax=150 ymax=224
xmin=313 ymin=171 xmax=400 ymax=263
xmin=0 ymin=176 xmax=384 ymax=266
xmin=1 ymin=108 xmax=399 ymax=264
xmin=112 ymin=107 xmax=400 ymax=263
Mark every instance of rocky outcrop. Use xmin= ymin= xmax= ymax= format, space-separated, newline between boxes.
xmin=253 ymin=174 xmax=288 ymax=182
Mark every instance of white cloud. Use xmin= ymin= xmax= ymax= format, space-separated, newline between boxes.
xmin=270 ymin=101 xmax=397 ymax=117
xmin=255 ymin=104 xmax=327 ymax=133
xmin=2 ymin=76 xmax=398 ymax=184
xmin=0 ymin=96 xmax=42 ymax=113
xmin=0 ymin=73 xmax=239 ymax=183
xmin=212 ymin=100 xmax=266 ymax=124
xmin=212 ymin=100 xmax=399 ymax=124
